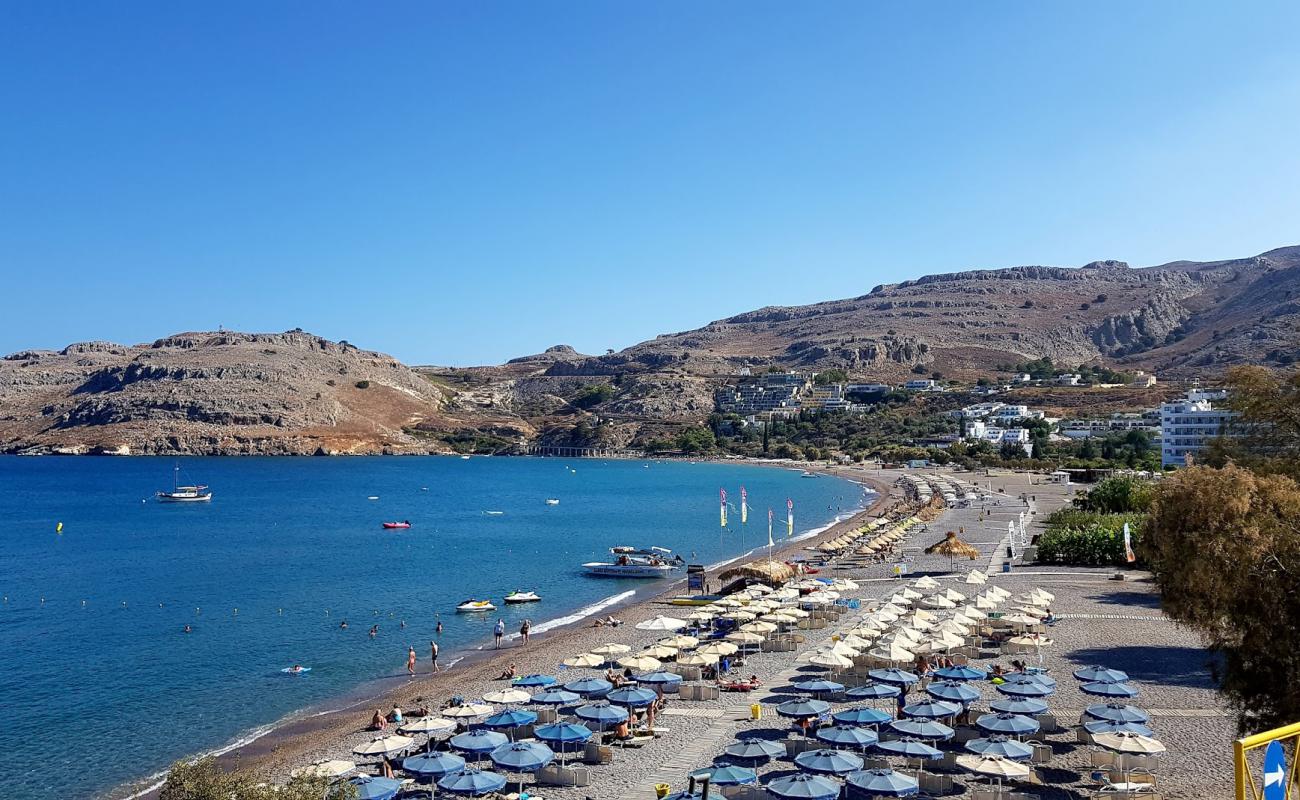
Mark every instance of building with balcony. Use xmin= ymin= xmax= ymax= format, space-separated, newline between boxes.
xmin=1160 ymin=389 xmax=1234 ymax=468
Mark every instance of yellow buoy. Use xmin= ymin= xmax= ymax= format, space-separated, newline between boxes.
xmin=56 ymin=522 xmax=63 ymax=534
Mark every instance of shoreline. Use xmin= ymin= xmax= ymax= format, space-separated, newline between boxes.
xmin=113 ymin=463 xmax=894 ymax=799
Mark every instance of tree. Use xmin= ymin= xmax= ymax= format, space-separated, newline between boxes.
xmin=1074 ymin=475 xmax=1154 ymax=514
xmin=161 ymin=759 xmax=356 ymax=800
xmin=1206 ymin=365 xmax=1300 ymax=479
xmin=675 ymin=426 xmax=716 ymax=454
xmin=814 ymin=368 xmax=848 ymax=385
xmin=571 ymin=383 xmax=614 ymax=409
xmin=1143 ymin=465 xmax=1300 ymax=732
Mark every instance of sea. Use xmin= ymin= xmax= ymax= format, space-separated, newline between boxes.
xmin=0 ymin=455 xmax=868 ymax=799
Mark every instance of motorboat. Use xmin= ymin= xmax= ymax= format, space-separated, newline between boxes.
xmin=583 ymin=546 xmax=684 ymax=578
xmin=800 ymin=471 xmax=817 ymax=478
xmin=382 ymin=521 xmax=412 ymax=529
xmin=544 ymin=498 xmax=560 ymax=505
xmin=504 ymin=590 xmax=541 ymax=604
xmin=456 ymin=599 xmax=496 ymax=612
xmin=156 ymin=464 xmax=212 ymax=503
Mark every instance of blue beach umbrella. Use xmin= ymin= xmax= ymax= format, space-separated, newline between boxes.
xmin=833 ymin=707 xmax=893 ymax=727
xmin=1084 ymin=703 xmax=1151 ymax=724
xmin=1083 ymin=719 xmax=1156 ymax=737
xmin=1017 ymin=672 xmax=1057 ymax=688
xmin=995 ymin=680 xmax=1052 ymax=698
xmin=766 ymin=773 xmax=841 ymax=799
xmin=484 ymin=709 xmax=538 ymax=729
xmin=795 ymin=747 xmax=865 ymax=775
xmin=662 ymin=793 xmax=703 ymax=800
xmin=965 ymin=736 xmax=1034 ymax=760
xmin=846 ymin=682 xmax=901 ymax=700
xmin=348 ymin=776 xmax=403 ymax=800
xmin=874 ymin=737 xmax=943 ymax=759
xmin=1073 ymin=665 xmax=1129 ymax=683
xmin=868 ymin=668 xmax=920 ymax=686
xmin=1081 ymin=681 xmax=1139 ymax=698
xmin=575 ymin=702 xmax=630 ymax=726
xmin=927 ymin=680 xmax=981 ymax=705
xmin=490 ymin=741 xmax=555 ymax=772
xmin=724 ymin=739 xmax=786 ymax=761
xmin=816 ymin=725 xmax=879 ymax=750
xmin=845 ymin=768 xmax=920 ymax=797
xmin=777 ymin=698 xmax=832 ymax=718
xmin=401 ymin=751 xmax=467 ymax=778
xmin=450 ymin=729 xmax=510 ymax=755
xmin=534 ymin=722 xmax=593 ymax=745
xmin=989 ymin=697 xmax=1049 ymax=716
xmin=636 ymin=671 xmax=684 ymax=686
xmin=437 ymin=768 xmax=509 ymax=796
xmin=697 ymin=765 xmax=758 ymax=785
xmin=975 ymin=713 xmax=1040 ymax=736
xmin=607 ymin=686 xmax=658 ymax=707
xmin=794 ymin=679 xmax=846 ymax=695
xmin=934 ymin=664 xmax=986 ymax=682
xmin=531 ymin=688 xmax=581 ymax=706
xmin=564 ymin=677 xmax=613 ymax=697
xmin=513 ymin=673 xmax=556 ymax=688
xmin=888 ymin=718 xmax=954 ymax=740
xmin=902 ymin=699 xmax=962 ymax=719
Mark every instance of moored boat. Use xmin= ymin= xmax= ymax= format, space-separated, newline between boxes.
xmin=544 ymin=498 xmax=560 ymax=505
xmin=381 ymin=521 xmax=412 ymax=529
xmin=504 ymin=590 xmax=541 ymax=604
xmin=583 ymin=546 xmax=684 ymax=578
xmin=156 ymin=464 xmax=212 ymax=503
xmin=456 ymin=599 xmax=496 ymax=612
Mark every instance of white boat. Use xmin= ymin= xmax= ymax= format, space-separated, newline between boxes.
xmin=456 ymin=599 xmax=496 ymax=612
xmin=156 ymin=464 xmax=212 ymax=503
xmin=583 ymin=546 xmax=684 ymax=578
xmin=504 ymin=590 xmax=541 ymax=604
xmin=800 ymin=471 xmax=817 ymax=478
xmin=544 ymin=498 xmax=560 ymax=505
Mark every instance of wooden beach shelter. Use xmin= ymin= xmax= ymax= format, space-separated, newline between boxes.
xmin=719 ymin=560 xmax=797 ymax=590
xmin=925 ymin=531 xmax=981 ymax=570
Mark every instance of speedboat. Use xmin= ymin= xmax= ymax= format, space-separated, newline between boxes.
xmin=456 ymin=599 xmax=496 ymax=612
xmin=544 ymin=498 xmax=560 ymax=505
xmin=504 ymin=590 xmax=541 ymax=604
xmin=382 ymin=521 xmax=412 ymax=529
xmin=156 ymin=464 xmax=212 ymax=503
xmin=801 ymin=471 xmax=817 ymax=478
xmin=583 ymin=546 xmax=684 ymax=578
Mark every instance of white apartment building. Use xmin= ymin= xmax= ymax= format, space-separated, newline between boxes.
xmin=964 ymin=420 xmax=1033 ymax=455
xmin=905 ymin=379 xmax=941 ymax=391
xmin=1160 ymin=389 xmax=1234 ymax=468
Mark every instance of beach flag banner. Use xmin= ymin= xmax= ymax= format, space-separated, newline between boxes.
xmin=768 ymin=508 xmax=774 ymax=547
xmin=720 ymin=489 xmax=728 ymax=528
xmin=740 ymin=486 xmax=748 ymax=525
xmin=1123 ymin=522 xmax=1135 ymax=563
xmin=787 ymin=498 xmax=794 ymax=538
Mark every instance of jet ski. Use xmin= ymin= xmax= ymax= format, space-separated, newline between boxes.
xmin=456 ymin=599 xmax=496 ymax=612
xmin=504 ymin=590 xmax=541 ymax=604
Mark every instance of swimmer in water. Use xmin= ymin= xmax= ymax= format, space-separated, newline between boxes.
xmin=370 ymin=625 xmax=379 ymax=638
xmin=340 ymin=620 xmax=348 ymax=630
xmin=290 ymin=664 xmax=303 ymax=674
xmin=435 ymin=618 xmax=443 ymax=634
xmin=183 ymin=624 xmax=192 ymax=633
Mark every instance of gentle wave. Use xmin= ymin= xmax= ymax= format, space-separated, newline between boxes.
xmin=500 ymin=589 xmax=638 ymax=641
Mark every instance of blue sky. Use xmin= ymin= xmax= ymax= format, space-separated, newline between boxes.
xmin=2 ymin=2 xmax=1298 ymax=365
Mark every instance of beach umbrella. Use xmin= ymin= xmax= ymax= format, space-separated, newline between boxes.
xmin=563 ymin=677 xmax=613 ymax=697
xmin=765 ymin=773 xmax=841 ymax=799
xmin=353 ymin=735 xmax=415 ymax=758
xmin=1092 ymin=732 xmax=1167 ymax=755
xmin=698 ymin=765 xmax=758 ymax=785
xmin=716 ymin=597 xmax=744 ymax=608
xmin=795 ymin=747 xmax=865 ymax=775
xmin=512 ymin=673 xmax=557 ymax=688
xmin=483 ymin=709 xmax=538 ymax=730
xmin=437 ymin=768 xmax=509 ymax=797
xmin=292 ymin=759 xmax=356 ymax=779
xmin=741 ymin=620 xmax=778 ymax=634
xmin=698 ymin=642 xmax=739 ymax=657
xmin=956 ymin=605 xmax=987 ymax=621
xmin=724 ymin=631 xmax=765 ymax=645
xmin=845 ymin=768 xmax=920 ymax=797
xmin=442 ymin=702 xmax=493 ymax=719
xmin=927 ymin=681 xmax=981 ymax=705
xmin=934 ymin=665 xmax=986 ymax=682
xmin=990 ymin=697 xmax=1049 ymax=716
xmin=1085 ymin=703 xmax=1151 ymax=724
xmin=1000 ymin=614 xmax=1042 ymax=626
xmin=562 ymin=653 xmax=605 ymax=668
xmin=995 ymin=680 xmax=1052 ymax=698
xmin=676 ymin=652 xmax=719 ymax=667
xmin=776 ymin=699 xmax=832 ymax=719
xmin=575 ymin=702 xmax=630 ymax=726
xmin=964 ymin=571 xmax=988 ymax=586
xmin=1073 ymin=665 xmax=1130 ymax=683
xmin=975 ymin=713 xmax=1039 ymax=737
xmin=687 ymin=611 xmax=716 ymax=622
xmin=483 ymin=689 xmax=531 ymax=704
xmin=591 ymin=642 xmax=632 ymax=656
xmin=636 ymin=671 xmax=684 ymax=686
xmin=965 ymin=736 xmax=1034 ymax=760
xmin=807 ymin=652 xmax=854 ymax=670
xmin=531 ymin=688 xmax=581 ymax=706
xmin=723 ymin=610 xmax=758 ymax=621
xmin=724 ymin=738 xmax=786 ymax=761
xmin=490 ymin=740 xmax=555 ymax=772
xmin=399 ymin=716 xmax=458 ymax=736
xmin=348 ymin=775 xmax=403 ymax=800
xmin=888 ymin=718 xmax=955 ymax=740
xmin=636 ymin=615 xmax=688 ymax=631
xmin=840 ymin=633 xmax=874 ymax=649
xmin=617 ymin=654 xmax=663 ymax=672
xmin=640 ymin=644 xmax=680 ymax=659
xmin=1007 ymin=634 xmax=1052 ymax=648
xmin=1083 ymin=720 xmax=1155 ymax=737
xmin=902 ymin=700 xmax=962 ymax=719
xmin=402 ymin=751 xmax=467 ymax=778
xmin=846 ymin=683 xmax=901 ymax=700
xmin=1012 ymin=672 xmax=1056 ymax=688
xmin=660 ymin=634 xmax=700 ymax=649
xmin=956 ymin=753 xmax=1032 ymax=780
xmin=816 ymin=725 xmax=879 ymax=750
xmin=925 ymin=531 xmax=981 ymax=568
xmin=833 ymin=707 xmax=892 ymax=726
xmin=607 ymin=686 xmax=658 ymax=707
xmin=662 ymin=793 xmax=703 ymax=800
xmin=868 ymin=668 xmax=919 ymax=686
xmin=450 ymin=729 xmax=509 ymax=755
xmin=875 ymin=737 xmax=943 ymax=759
xmin=535 ymin=721 xmax=593 ymax=746
xmin=794 ymin=679 xmax=845 ymax=695
xmin=1081 ymin=681 xmax=1139 ymax=698
xmin=921 ymin=595 xmax=957 ymax=610
xmin=911 ymin=577 xmax=940 ymax=590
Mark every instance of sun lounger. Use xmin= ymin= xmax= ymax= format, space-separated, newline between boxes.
xmin=582 ymin=743 xmax=614 ymax=765
xmin=536 ymin=764 xmax=592 ymax=787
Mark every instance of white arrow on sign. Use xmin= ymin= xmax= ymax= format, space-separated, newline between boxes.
xmin=1265 ymin=765 xmax=1285 ymax=787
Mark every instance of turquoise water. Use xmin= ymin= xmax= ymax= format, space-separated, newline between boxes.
xmin=0 ymin=456 xmax=866 ymax=799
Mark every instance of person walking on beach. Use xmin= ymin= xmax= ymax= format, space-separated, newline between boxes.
xmin=520 ymin=619 xmax=531 ymax=644
xmin=493 ymin=618 xmax=505 ymax=648
xmin=407 ymin=646 xmax=417 ymax=677
xmin=430 ymin=640 xmax=440 ymax=672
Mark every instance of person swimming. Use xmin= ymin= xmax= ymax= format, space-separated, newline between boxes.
xmin=183 ymin=624 xmax=192 ymax=633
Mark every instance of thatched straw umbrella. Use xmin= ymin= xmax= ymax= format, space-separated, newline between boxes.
xmin=925 ymin=531 xmax=981 ymax=570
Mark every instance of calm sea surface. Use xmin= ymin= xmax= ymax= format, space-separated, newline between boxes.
xmin=0 ymin=456 xmax=866 ymax=799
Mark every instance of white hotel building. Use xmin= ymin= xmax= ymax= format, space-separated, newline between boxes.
xmin=1160 ymin=389 xmax=1234 ymax=468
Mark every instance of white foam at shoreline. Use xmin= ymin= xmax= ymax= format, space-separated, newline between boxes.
xmin=500 ymin=589 xmax=637 ymax=642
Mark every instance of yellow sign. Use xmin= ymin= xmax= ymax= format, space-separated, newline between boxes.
xmin=1236 ymin=722 xmax=1300 ymax=799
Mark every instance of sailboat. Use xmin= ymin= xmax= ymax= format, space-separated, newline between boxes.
xmin=156 ymin=463 xmax=212 ymax=503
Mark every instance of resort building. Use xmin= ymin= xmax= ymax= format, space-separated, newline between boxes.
xmin=715 ymin=372 xmax=809 ymax=415
xmin=904 ymin=379 xmax=942 ymax=391
xmin=964 ymin=420 xmax=1034 ymax=455
xmin=1129 ymin=371 xmax=1157 ymax=388
xmin=1055 ymin=373 xmax=1082 ymax=386
xmin=1059 ymin=410 xmax=1161 ymax=439
xmin=801 ymin=383 xmax=854 ymax=412
xmin=1160 ymin=389 xmax=1234 ymax=468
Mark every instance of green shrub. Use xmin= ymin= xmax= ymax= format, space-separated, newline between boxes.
xmin=1073 ymin=475 xmax=1154 ymax=513
xmin=354 ymin=380 xmax=371 ymax=389
xmin=1037 ymin=511 xmax=1144 ymax=566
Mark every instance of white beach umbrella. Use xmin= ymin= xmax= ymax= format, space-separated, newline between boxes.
xmin=956 ymin=754 xmax=1032 ymax=780
xmin=659 ymin=634 xmax=699 ymax=649
xmin=1093 ymin=733 xmax=1167 ymax=755
xmin=618 ymin=654 xmax=663 ymax=671
xmin=921 ymin=595 xmax=957 ymax=610
xmin=802 ymin=595 xmax=834 ymax=606
xmin=563 ymin=653 xmax=606 ymax=668
xmin=640 ymin=644 xmax=679 ymax=659
xmin=1031 ymin=588 xmax=1055 ymax=602
xmin=782 ymin=607 xmax=811 ymax=618
xmin=1007 ymin=634 xmax=1053 ymax=647
xmin=715 ymin=597 xmax=744 ymax=608
xmin=483 ymin=689 xmax=531 ymax=704
xmin=400 ymin=717 xmax=457 ymax=736
xmin=911 ymin=608 xmax=938 ymax=622
xmin=591 ymin=643 xmax=632 ymax=656
xmin=698 ymin=641 xmax=739 ymax=657
xmin=1000 ymin=614 xmax=1042 ymax=626
xmin=986 ymin=586 xmax=1011 ymax=600
xmin=748 ymin=584 xmax=774 ymax=595
xmin=1014 ymin=594 xmax=1049 ymax=608
xmin=687 ymin=611 xmax=716 ymax=622
xmin=676 ymin=652 xmax=720 ymax=667
xmin=741 ymin=620 xmax=778 ymax=634
xmin=636 ymin=615 xmax=689 ymax=631
xmin=942 ymin=588 xmax=967 ymax=602
xmin=292 ymin=759 xmax=357 ymax=779
xmin=912 ymin=576 xmax=940 ymax=590
xmin=975 ymin=596 xmax=1000 ymax=610
xmin=725 ymin=631 xmax=765 ymax=645
xmin=1013 ymin=606 xmax=1048 ymax=618
xmin=934 ymin=620 xmax=971 ymax=636
xmin=442 ymin=702 xmax=493 ymax=719
xmin=772 ymin=588 xmax=801 ymax=600
xmin=722 ymin=610 xmax=758 ymax=621
xmin=956 ymin=605 xmax=987 ymax=621
xmin=868 ymin=643 xmax=914 ymax=663
xmin=898 ymin=587 xmax=924 ymax=600
xmin=766 ymin=611 xmax=801 ymax=624
xmin=353 ymin=735 xmax=415 ymax=757
xmin=808 ymin=651 xmax=855 ymax=669
xmin=840 ymin=633 xmax=873 ymax=649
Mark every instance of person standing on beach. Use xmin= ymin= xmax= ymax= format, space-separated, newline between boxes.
xmin=493 ymin=618 xmax=505 ymax=648
xmin=406 ymin=646 xmax=417 ymax=677
xmin=520 ymin=619 xmax=531 ymax=644
xmin=430 ymin=640 xmax=439 ymax=672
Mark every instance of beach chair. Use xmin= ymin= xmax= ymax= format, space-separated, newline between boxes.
xmin=536 ymin=764 xmax=592 ymax=787
xmin=1028 ymin=740 xmax=1052 ymax=764
xmin=582 ymin=743 xmax=614 ymax=765
xmin=1089 ymin=751 xmax=1117 ymax=770
xmin=1035 ymin=713 xmax=1058 ymax=733
xmin=919 ymin=772 xmax=954 ymax=794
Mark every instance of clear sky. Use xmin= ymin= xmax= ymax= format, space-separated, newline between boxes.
xmin=2 ymin=2 xmax=1298 ymax=365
